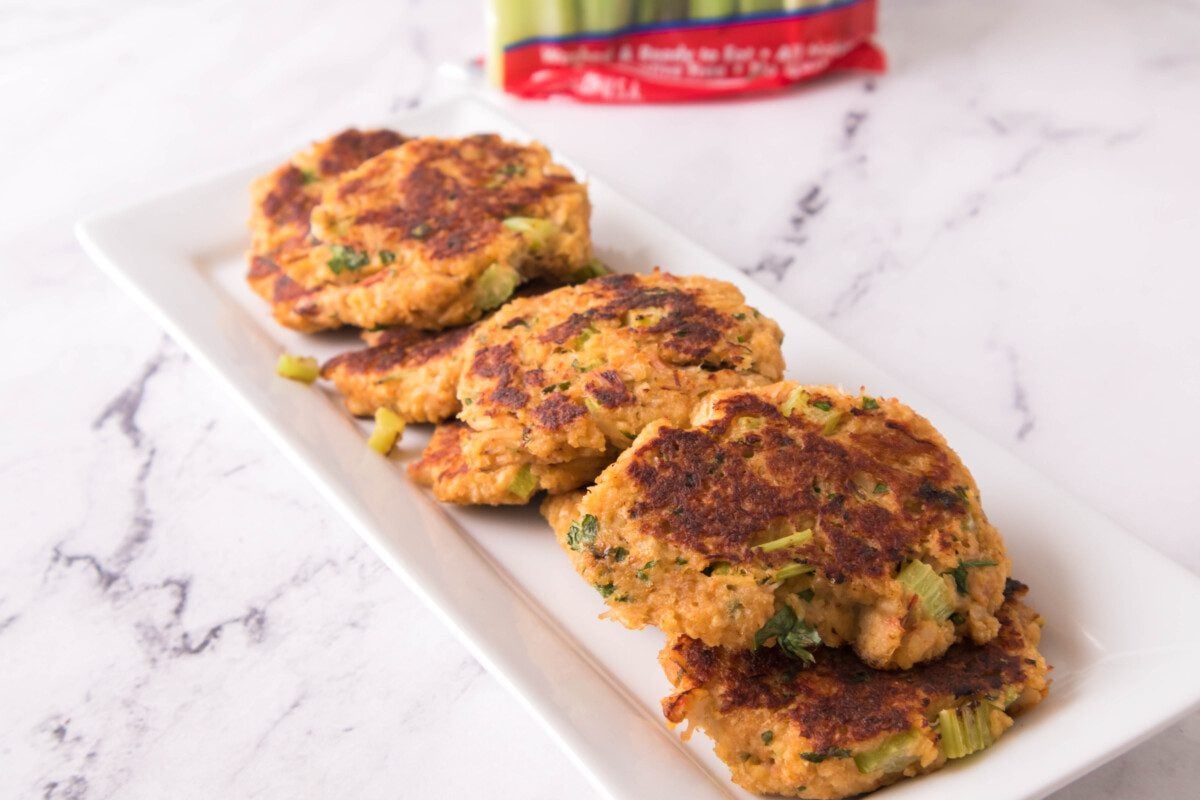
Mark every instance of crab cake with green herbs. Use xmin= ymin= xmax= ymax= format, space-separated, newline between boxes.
xmin=456 ymin=270 xmax=786 ymax=469
xmin=542 ymin=381 xmax=1010 ymax=669
xmin=265 ymin=134 xmax=593 ymax=332
xmin=659 ymin=582 xmax=1049 ymax=800
xmin=247 ymin=128 xmax=408 ymax=330
xmin=321 ymin=282 xmax=559 ymax=422
xmin=408 ymin=422 xmax=612 ymax=506
xmin=407 ymin=271 xmax=786 ymax=504
xmin=321 ymin=323 xmax=478 ymax=423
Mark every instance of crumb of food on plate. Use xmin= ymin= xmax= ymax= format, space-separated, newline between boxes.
xmin=541 ymin=381 xmax=1011 ymax=669
xmin=248 ymin=128 xmax=409 ymax=330
xmin=367 ymin=407 xmax=406 ymax=455
xmin=249 ymin=133 xmax=594 ymax=332
xmin=275 ymin=353 xmax=320 ymax=383
xmin=407 ymin=269 xmax=786 ymax=504
xmin=659 ymin=581 xmax=1050 ymax=799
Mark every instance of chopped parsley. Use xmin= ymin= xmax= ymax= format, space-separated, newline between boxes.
xmin=861 ymin=396 xmax=879 ymax=410
xmin=733 ymin=312 xmax=747 ymax=320
xmin=797 ymin=588 xmax=815 ymax=602
xmin=566 ymin=514 xmax=598 ymax=551
xmin=327 ymin=244 xmax=369 ymax=274
xmin=753 ymin=606 xmax=821 ymax=663
xmin=502 ymin=162 xmax=526 ymax=177
xmin=610 ymin=546 xmax=628 ymax=562
xmin=636 ymin=560 xmax=658 ymax=581
xmin=675 ymin=556 xmax=688 ymax=566
xmin=379 ymin=250 xmax=396 ymax=265
xmin=811 ymin=400 xmax=833 ymax=411
xmin=594 ymin=582 xmax=616 ymax=597
xmin=946 ymin=559 xmax=998 ymax=595
xmin=299 ymin=168 xmax=319 ymax=185
xmin=873 ymin=482 xmax=889 ymax=494
xmin=761 ymin=731 xmax=774 ymax=745
xmin=800 ymin=747 xmax=852 ymax=763
xmin=542 ymin=381 xmax=571 ymax=394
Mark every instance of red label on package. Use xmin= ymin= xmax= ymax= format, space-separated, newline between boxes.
xmin=501 ymin=1 xmax=884 ymax=103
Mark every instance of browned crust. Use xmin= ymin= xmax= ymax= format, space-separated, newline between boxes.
xmin=585 ymin=369 xmax=633 ymax=408
xmin=321 ymin=324 xmax=475 ymax=378
xmin=469 ymin=343 xmax=530 ymax=409
xmin=346 ymin=135 xmax=573 ymax=260
xmin=532 ymin=392 xmax=588 ymax=429
xmin=662 ymin=585 xmax=1044 ymax=750
xmin=538 ymin=274 xmax=732 ymax=364
xmin=624 ymin=392 xmax=970 ymax=580
xmin=407 ymin=421 xmax=471 ymax=485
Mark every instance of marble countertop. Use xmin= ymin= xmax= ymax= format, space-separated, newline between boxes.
xmin=4 ymin=0 xmax=1198 ymax=797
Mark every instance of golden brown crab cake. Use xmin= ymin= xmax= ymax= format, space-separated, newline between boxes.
xmin=659 ymin=583 xmax=1049 ymax=800
xmin=322 ymin=281 xmax=561 ymax=421
xmin=456 ymin=270 xmax=786 ymax=472
xmin=321 ymin=323 xmax=477 ymax=422
xmin=247 ymin=128 xmax=408 ymax=329
xmin=542 ymin=381 xmax=1010 ymax=670
xmin=271 ymin=134 xmax=592 ymax=332
xmin=408 ymin=422 xmax=610 ymax=505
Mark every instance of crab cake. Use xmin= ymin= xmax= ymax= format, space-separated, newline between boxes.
xmin=322 ymin=282 xmax=559 ymax=421
xmin=247 ymin=128 xmax=408 ymax=329
xmin=409 ymin=422 xmax=611 ymax=506
xmin=321 ymin=323 xmax=477 ymax=422
xmin=659 ymin=582 xmax=1049 ymax=800
xmin=263 ymin=134 xmax=593 ymax=332
xmin=456 ymin=271 xmax=786 ymax=470
xmin=542 ymin=381 xmax=1010 ymax=670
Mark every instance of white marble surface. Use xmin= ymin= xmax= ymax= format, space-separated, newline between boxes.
xmin=3 ymin=0 xmax=1199 ymax=797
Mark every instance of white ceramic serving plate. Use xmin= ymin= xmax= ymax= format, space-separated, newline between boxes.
xmin=78 ymin=96 xmax=1200 ymax=800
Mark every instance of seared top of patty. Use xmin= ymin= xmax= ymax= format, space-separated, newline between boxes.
xmin=661 ymin=581 xmax=1048 ymax=750
xmin=621 ymin=382 xmax=991 ymax=581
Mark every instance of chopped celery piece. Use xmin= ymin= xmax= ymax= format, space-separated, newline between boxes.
xmin=780 ymin=387 xmax=809 ymax=417
xmin=822 ymin=410 xmax=845 ymax=435
xmin=775 ymin=562 xmax=814 ymax=581
xmin=502 ymin=216 xmax=558 ymax=249
xmin=853 ymin=730 xmax=921 ymax=774
xmin=276 ymin=353 xmax=319 ymax=384
xmin=897 ymin=560 xmax=953 ymax=621
xmin=474 ymin=263 xmax=521 ymax=311
xmin=367 ymin=407 xmax=405 ymax=455
xmin=937 ymin=704 xmax=996 ymax=759
xmin=754 ymin=528 xmax=813 ymax=553
xmin=507 ymin=464 xmax=539 ymax=500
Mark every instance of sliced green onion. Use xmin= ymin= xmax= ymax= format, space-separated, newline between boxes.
xmin=367 ymin=407 xmax=405 ymax=455
xmin=474 ymin=263 xmax=521 ymax=311
xmin=754 ymin=528 xmax=812 ymax=553
xmin=780 ymin=387 xmax=809 ymax=417
xmin=937 ymin=704 xmax=996 ymax=759
xmin=276 ymin=353 xmax=319 ymax=383
xmin=502 ymin=216 xmax=558 ymax=249
xmin=897 ymin=560 xmax=953 ymax=621
xmin=507 ymin=464 xmax=538 ymax=500
xmin=775 ymin=562 xmax=814 ymax=581
xmin=853 ymin=730 xmax=921 ymax=774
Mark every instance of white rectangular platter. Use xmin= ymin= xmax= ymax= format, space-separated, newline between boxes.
xmin=77 ymin=96 xmax=1200 ymax=800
